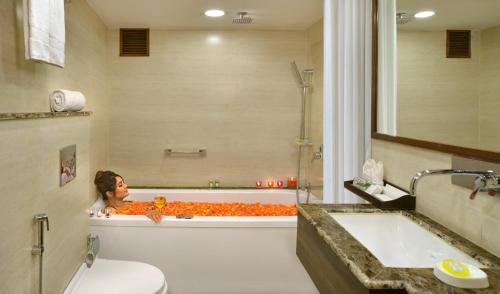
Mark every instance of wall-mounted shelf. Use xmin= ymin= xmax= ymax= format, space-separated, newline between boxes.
xmin=344 ymin=180 xmax=415 ymax=210
xmin=0 ymin=111 xmax=92 ymax=121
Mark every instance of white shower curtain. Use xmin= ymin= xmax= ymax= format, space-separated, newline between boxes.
xmin=323 ymin=0 xmax=372 ymax=203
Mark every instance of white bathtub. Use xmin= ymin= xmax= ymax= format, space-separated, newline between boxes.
xmin=90 ymin=189 xmax=319 ymax=294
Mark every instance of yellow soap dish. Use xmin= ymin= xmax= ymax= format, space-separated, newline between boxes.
xmin=433 ymin=259 xmax=489 ymax=289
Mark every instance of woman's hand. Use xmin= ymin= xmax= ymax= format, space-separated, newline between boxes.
xmin=145 ymin=209 xmax=163 ymax=224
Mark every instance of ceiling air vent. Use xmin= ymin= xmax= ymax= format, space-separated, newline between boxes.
xmin=446 ymin=30 xmax=471 ymax=58
xmin=232 ymin=12 xmax=253 ymax=24
xmin=120 ymin=28 xmax=149 ymax=57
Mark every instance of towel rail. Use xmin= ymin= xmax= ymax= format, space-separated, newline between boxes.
xmin=164 ymin=148 xmax=207 ymax=156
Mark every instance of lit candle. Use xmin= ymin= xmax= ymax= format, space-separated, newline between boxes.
xmin=277 ymin=180 xmax=284 ymax=188
xmin=287 ymin=177 xmax=297 ymax=189
xmin=267 ymin=180 xmax=275 ymax=188
xmin=256 ymin=180 xmax=262 ymax=188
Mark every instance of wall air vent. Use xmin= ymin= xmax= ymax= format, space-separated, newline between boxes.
xmin=446 ymin=30 xmax=471 ymax=58
xmin=120 ymin=28 xmax=149 ymax=57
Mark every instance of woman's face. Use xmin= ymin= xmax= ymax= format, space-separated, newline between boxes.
xmin=111 ymin=176 xmax=129 ymax=199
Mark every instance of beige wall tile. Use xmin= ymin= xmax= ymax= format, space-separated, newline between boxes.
xmin=372 ymin=139 xmax=500 ymax=257
xmin=481 ymin=215 xmax=500 ymax=257
xmin=107 ymin=29 xmax=309 ymax=187
xmin=479 ymin=24 xmax=500 ymax=152
xmin=396 ymin=27 xmax=500 ymax=153
xmin=0 ymin=0 xmax=109 ymax=292
xmin=0 ymin=118 xmax=91 ymax=294
xmin=396 ymin=30 xmax=480 ymax=148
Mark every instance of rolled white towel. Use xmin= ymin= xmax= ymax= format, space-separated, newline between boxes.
xmin=49 ymin=90 xmax=85 ymax=112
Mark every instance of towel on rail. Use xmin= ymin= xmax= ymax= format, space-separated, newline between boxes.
xmin=23 ymin=0 xmax=66 ymax=67
xmin=49 ymin=90 xmax=85 ymax=112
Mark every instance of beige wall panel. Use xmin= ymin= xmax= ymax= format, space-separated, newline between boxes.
xmin=107 ymin=30 xmax=308 ymax=186
xmin=0 ymin=118 xmax=90 ymax=294
xmin=372 ymin=139 xmax=500 ymax=257
xmin=479 ymin=25 xmax=500 ymax=152
xmin=0 ymin=0 xmax=109 ymax=292
xmin=397 ymin=30 xmax=480 ymax=148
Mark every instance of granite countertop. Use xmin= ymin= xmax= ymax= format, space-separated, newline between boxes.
xmin=298 ymin=204 xmax=500 ymax=294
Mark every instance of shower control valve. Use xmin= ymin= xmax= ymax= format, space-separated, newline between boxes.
xmin=312 ymin=144 xmax=323 ymax=161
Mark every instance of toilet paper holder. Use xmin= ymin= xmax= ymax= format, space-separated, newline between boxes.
xmin=86 ymin=234 xmax=100 ymax=268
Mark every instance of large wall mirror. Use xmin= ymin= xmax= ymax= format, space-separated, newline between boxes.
xmin=372 ymin=0 xmax=500 ymax=162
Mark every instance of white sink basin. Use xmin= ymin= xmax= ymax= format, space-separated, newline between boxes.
xmin=329 ymin=213 xmax=484 ymax=268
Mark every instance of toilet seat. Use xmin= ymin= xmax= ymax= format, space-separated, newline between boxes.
xmin=67 ymin=258 xmax=167 ymax=294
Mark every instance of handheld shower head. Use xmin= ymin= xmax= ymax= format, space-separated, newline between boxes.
xmin=291 ymin=61 xmax=304 ymax=87
xmin=291 ymin=61 xmax=314 ymax=87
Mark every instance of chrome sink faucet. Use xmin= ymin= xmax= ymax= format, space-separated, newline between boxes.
xmin=410 ymin=169 xmax=500 ymax=199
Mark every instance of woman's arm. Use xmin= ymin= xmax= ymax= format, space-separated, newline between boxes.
xmin=144 ymin=207 xmax=163 ymax=224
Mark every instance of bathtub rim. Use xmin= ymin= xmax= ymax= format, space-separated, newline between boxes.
xmin=126 ymin=188 xmax=310 ymax=195
xmin=89 ymin=215 xmax=298 ymax=228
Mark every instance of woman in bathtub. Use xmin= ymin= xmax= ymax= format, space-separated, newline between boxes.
xmin=94 ymin=170 xmax=163 ymax=223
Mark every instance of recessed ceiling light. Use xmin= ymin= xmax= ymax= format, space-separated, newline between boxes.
xmin=204 ymin=9 xmax=225 ymax=17
xmin=414 ymin=11 xmax=435 ymax=18
xmin=207 ymin=35 xmax=221 ymax=44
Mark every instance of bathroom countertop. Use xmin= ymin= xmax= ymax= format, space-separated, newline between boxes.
xmin=298 ymin=204 xmax=500 ymax=293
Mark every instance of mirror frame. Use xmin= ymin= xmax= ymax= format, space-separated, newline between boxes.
xmin=371 ymin=0 xmax=500 ymax=163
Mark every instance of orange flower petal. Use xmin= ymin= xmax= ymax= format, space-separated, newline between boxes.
xmin=114 ymin=200 xmax=297 ymax=216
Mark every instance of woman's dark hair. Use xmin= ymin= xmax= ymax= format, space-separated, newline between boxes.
xmin=94 ymin=170 xmax=122 ymax=201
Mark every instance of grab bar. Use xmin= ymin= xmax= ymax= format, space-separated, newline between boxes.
xmin=164 ymin=148 xmax=207 ymax=156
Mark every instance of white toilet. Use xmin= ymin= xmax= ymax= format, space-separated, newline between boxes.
xmin=64 ymin=258 xmax=168 ymax=294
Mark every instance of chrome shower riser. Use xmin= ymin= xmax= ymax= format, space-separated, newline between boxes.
xmin=290 ymin=61 xmax=314 ymax=204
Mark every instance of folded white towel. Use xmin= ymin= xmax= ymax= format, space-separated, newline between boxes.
xmin=383 ymin=184 xmax=408 ymax=198
xmin=24 ymin=0 xmax=65 ymax=67
xmin=365 ymin=184 xmax=384 ymax=195
xmin=50 ymin=90 xmax=85 ymax=112
xmin=373 ymin=193 xmax=394 ymax=202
